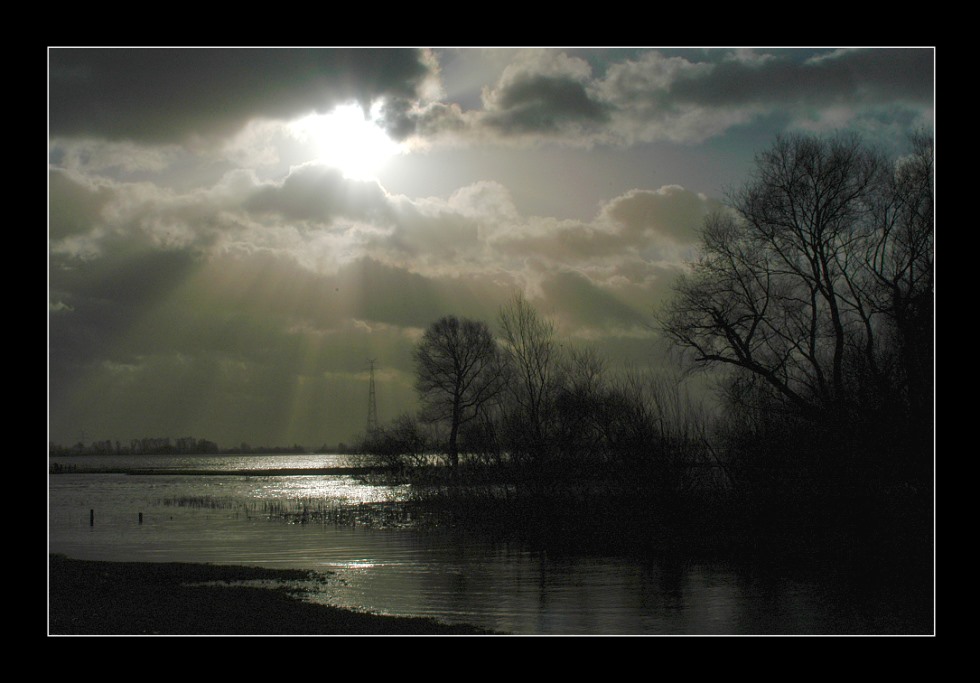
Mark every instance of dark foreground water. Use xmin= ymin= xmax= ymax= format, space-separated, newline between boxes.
xmin=48 ymin=454 xmax=933 ymax=635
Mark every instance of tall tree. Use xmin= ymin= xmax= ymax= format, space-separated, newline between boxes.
xmin=866 ymin=132 xmax=934 ymax=426
xmin=414 ymin=315 xmax=505 ymax=472
xmin=660 ymin=132 xmax=933 ymax=441
xmin=497 ymin=292 xmax=562 ymax=466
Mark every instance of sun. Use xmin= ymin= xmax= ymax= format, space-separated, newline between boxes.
xmin=291 ymin=102 xmax=403 ymax=181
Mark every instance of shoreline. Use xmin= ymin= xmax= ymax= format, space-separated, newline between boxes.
xmin=49 ymin=466 xmax=386 ymax=476
xmin=48 ymin=555 xmax=499 ymax=636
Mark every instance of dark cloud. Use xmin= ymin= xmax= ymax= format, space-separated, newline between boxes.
xmin=383 ymin=101 xmax=470 ymax=142
xmin=51 ymin=245 xmax=199 ymax=320
xmin=49 ymin=48 xmax=433 ymax=143
xmin=377 ymin=97 xmax=423 ymax=140
xmin=408 ymin=49 xmax=934 ymax=148
xmin=483 ymin=73 xmax=610 ymax=135
xmin=670 ymin=48 xmax=934 ymax=108
xmin=49 ymin=248 xmax=203 ymax=399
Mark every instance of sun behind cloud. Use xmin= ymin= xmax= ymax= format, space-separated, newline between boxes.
xmin=289 ymin=101 xmax=403 ymax=181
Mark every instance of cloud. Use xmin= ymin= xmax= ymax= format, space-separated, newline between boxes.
xmin=49 ymin=246 xmax=204 ymax=410
xmin=50 ymin=164 xmax=708 ymax=439
xmin=487 ymin=184 xmax=715 ymax=272
xmin=392 ymin=48 xmax=933 ymax=149
xmin=50 ymin=114 xmax=716 ymax=310
xmin=483 ymin=72 xmax=609 ymax=136
xmin=608 ymin=48 xmax=934 ymax=144
xmin=539 ymin=269 xmax=650 ymax=332
xmin=391 ymin=50 xmax=613 ymax=145
xmin=50 ymin=48 xmax=933 ymax=156
xmin=50 ymin=161 xmax=396 ymax=275
xmin=599 ymin=185 xmax=720 ymax=244
xmin=53 ymin=154 xmax=709 ymax=311
xmin=669 ymin=47 xmax=933 ymax=108
xmin=48 ymin=47 xmax=933 ymax=448
xmin=49 ymin=48 xmax=435 ymax=144
xmin=49 ymin=169 xmax=113 ymax=241
xmin=385 ymin=197 xmax=482 ymax=266
xmin=49 ymin=300 xmax=74 ymax=313
xmin=244 ymin=163 xmax=393 ymax=224
xmin=48 ymin=244 xmax=519 ymax=445
xmin=51 ymin=138 xmax=182 ymax=174
xmin=383 ymin=101 xmax=471 ymax=146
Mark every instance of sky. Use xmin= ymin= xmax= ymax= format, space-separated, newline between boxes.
xmin=48 ymin=47 xmax=935 ymax=450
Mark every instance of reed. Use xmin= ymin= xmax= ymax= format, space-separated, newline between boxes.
xmin=262 ymin=498 xmax=417 ymax=529
xmin=153 ymin=490 xmax=418 ymax=529
xmin=158 ymin=495 xmax=239 ymax=510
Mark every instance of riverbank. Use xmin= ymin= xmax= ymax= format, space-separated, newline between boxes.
xmin=48 ymin=555 xmax=497 ymax=636
xmin=49 ymin=465 xmax=385 ymax=476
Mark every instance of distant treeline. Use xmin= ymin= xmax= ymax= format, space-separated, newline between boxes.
xmin=49 ymin=437 xmax=343 ymax=456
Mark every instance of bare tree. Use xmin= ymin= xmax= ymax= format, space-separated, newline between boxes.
xmin=866 ymin=132 xmax=934 ymax=421
xmin=660 ymin=132 xmax=933 ymax=432
xmin=414 ymin=315 xmax=505 ymax=472
xmin=497 ymin=293 xmax=562 ymax=465
xmin=553 ymin=346 xmax=608 ymax=464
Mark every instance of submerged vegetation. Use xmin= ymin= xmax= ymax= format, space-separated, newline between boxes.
xmin=355 ymin=132 xmax=934 ymax=560
xmin=158 ymin=495 xmax=417 ymax=528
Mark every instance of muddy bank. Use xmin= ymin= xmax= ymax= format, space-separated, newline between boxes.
xmin=48 ymin=555 xmax=497 ymax=636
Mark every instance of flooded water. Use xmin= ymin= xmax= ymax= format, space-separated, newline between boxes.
xmin=48 ymin=454 xmax=933 ymax=635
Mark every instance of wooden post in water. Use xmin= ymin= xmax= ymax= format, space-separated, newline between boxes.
xmin=90 ymin=509 xmax=94 ymax=526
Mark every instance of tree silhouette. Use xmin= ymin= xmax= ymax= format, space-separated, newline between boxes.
xmin=414 ymin=315 xmax=505 ymax=472
xmin=497 ymin=292 xmax=562 ymax=468
xmin=660 ymin=132 xmax=933 ymax=480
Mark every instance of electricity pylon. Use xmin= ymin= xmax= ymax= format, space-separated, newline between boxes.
xmin=366 ymin=359 xmax=379 ymax=434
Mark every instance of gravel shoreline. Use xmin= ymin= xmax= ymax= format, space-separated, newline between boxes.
xmin=48 ymin=554 xmax=498 ymax=636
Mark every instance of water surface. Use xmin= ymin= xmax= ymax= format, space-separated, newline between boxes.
xmin=48 ymin=454 xmax=932 ymax=635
